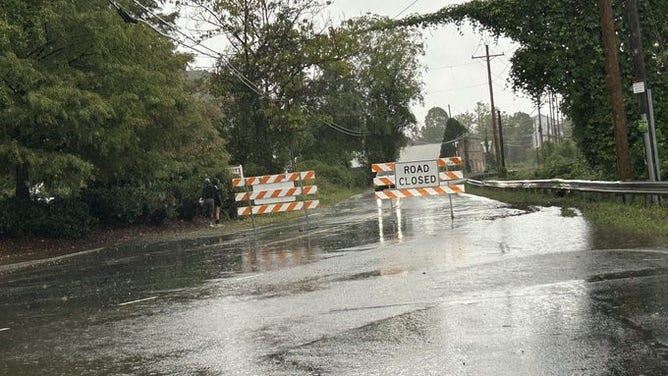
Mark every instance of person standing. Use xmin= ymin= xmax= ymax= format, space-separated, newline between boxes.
xmin=213 ymin=178 xmax=223 ymax=226
xmin=200 ymin=178 xmax=216 ymax=227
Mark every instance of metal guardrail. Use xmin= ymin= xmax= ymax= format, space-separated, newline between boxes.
xmin=467 ymin=178 xmax=668 ymax=195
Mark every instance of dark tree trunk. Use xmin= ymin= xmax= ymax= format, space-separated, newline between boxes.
xmin=15 ymin=163 xmax=30 ymax=199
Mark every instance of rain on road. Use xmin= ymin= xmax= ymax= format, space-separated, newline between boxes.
xmin=1 ymin=192 xmax=668 ymax=375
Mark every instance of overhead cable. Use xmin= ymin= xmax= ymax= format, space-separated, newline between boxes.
xmin=125 ymin=0 xmax=371 ymax=137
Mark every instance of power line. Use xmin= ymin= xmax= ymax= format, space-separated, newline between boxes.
xmin=321 ymin=119 xmax=368 ymax=136
xmin=394 ymin=0 xmax=419 ymax=18
xmin=129 ymin=0 xmax=268 ymax=98
xmin=125 ymin=0 xmax=368 ymax=138
xmin=472 ymin=44 xmax=504 ymax=172
xmin=429 ymin=61 xmax=478 ymax=71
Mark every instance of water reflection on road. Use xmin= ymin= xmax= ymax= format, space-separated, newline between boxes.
xmin=1 ymin=192 xmax=668 ymax=375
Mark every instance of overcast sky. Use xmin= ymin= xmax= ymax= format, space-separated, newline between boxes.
xmin=323 ymin=0 xmax=537 ymax=122
xmin=180 ymin=0 xmax=538 ymax=124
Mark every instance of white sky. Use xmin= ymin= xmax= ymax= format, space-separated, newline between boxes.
xmin=324 ymin=0 xmax=537 ymax=122
xmin=179 ymin=0 xmax=539 ymax=124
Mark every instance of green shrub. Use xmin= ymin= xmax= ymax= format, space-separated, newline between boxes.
xmin=83 ymin=185 xmax=146 ymax=226
xmin=82 ymin=183 xmax=182 ymax=227
xmin=0 ymin=197 xmax=95 ymax=239
xmin=298 ymin=160 xmax=368 ymax=188
xmin=0 ymin=198 xmax=42 ymax=237
xmin=160 ymin=177 xmax=201 ymax=221
xmin=42 ymin=197 xmax=96 ymax=238
xmin=536 ymin=141 xmax=603 ymax=180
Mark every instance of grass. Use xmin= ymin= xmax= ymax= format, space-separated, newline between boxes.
xmin=466 ymin=184 xmax=668 ymax=241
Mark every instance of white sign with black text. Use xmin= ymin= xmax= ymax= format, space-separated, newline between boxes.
xmin=394 ymin=159 xmax=440 ymax=189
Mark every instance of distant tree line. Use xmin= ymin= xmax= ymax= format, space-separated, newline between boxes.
xmin=415 ymin=104 xmax=545 ymax=173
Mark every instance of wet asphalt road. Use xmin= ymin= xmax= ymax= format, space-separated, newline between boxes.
xmin=1 ymin=192 xmax=668 ymax=375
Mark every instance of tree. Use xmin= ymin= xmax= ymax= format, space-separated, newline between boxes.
xmin=301 ymin=60 xmax=366 ymax=167
xmin=439 ymin=117 xmax=467 ymax=158
xmin=187 ymin=2 xmax=424 ymax=171
xmin=191 ymin=0 xmax=338 ymax=174
xmin=350 ymin=16 xmax=424 ymax=166
xmin=305 ymin=16 xmax=424 ymax=167
xmin=420 ymin=106 xmax=449 ymax=143
xmin=0 ymin=0 xmax=227 ymax=199
xmin=391 ymin=0 xmax=668 ymax=179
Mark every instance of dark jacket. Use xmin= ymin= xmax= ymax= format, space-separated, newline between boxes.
xmin=202 ymin=183 xmax=217 ymax=200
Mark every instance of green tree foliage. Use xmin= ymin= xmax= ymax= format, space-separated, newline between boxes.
xmin=537 ymin=140 xmax=601 ymax=179
xmin=439 ymin=117 xmax=467 ymax=158
xmin=460 ymin=102 xmax=492 ymax=140
xmin=191 ymin=2 xmax=423 ymax=171
xmin=392 ymin=0 xmax=668 ymax=179
xmin=301 ymin=49 xmax=366 ymax=168
xmin=302 ymin=16 xmax=424 ymax=168
xmin=198 ymin=0 xmax=335 ymax=174
xmin=0 ymin=0 xmax=230 ymax=237
xmin=0 ymin=0 xmax=227 ymax=200
xmin=420 ymin=106 xmax=449 ymax=143
xmin=350 ymin=17 xmax=424 ymax=166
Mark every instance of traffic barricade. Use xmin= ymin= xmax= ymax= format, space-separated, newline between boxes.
xmin=371 ymin=157 xmax=465 ymax=200
xmin=232 ymin=171 xmax=318 ymax=217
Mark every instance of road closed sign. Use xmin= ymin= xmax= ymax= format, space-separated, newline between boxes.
xmin=395 ymin=159 xmax=439 ymax=189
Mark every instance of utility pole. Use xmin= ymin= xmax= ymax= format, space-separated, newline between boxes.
xmin=625 ymin=0 xmax=661 ymax=181
xmin=598 ymin=0 xmax=633 ymax=180
xmin=497 ymin=110 xmax=506 ymax=171
xmin=536 ymin=98 xmax=544 ymax=168
xmin=537 ymin=100 xmax=544 ymax=147
xmin=547 ymin=92 xmax=553 ymax=142
xmin=473 ymin=45 xmax=504 ymax=174
xmin=552 ymin=92 xmax=561 ymax=143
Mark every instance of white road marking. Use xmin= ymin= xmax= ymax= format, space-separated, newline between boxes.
xmin=117 ymin=296 xmax=158 ymax=306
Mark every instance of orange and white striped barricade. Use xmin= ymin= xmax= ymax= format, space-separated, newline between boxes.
xmin=372 ymin=156 xmax=465 ymax=219
xmin=371 ymin=157 xmax=465 ymax=200
xmin=232 ymin=171 xmax=318 ymax=217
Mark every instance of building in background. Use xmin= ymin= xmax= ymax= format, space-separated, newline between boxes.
xmin=457 ymin=136 xmax=486 ymax=174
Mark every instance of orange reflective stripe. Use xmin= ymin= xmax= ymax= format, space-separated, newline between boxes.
xmin=371 ymin=163 xmax=395 ymax=172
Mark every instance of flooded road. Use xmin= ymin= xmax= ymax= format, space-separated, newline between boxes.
xmin=1 ymin=192 xmax=668 ymax=375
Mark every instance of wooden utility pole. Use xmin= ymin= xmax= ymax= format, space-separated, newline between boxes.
xmin=598 ymin=0 xmax=633 ymax=180
xmin=497 ymin=110 xmax=506 ymax=171
xmin=547 ymin=92 xmax=553 ymax=142
xmin=625 ymin=0 xmax=661 ymax=181
xmin=473 ymin=45 xmax=504 ymax=174
xmin=537 ymin=99 xmax=544 ymax=147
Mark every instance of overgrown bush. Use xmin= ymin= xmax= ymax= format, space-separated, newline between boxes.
xmin=44 ymin=197 xmax=97 ymax=238
xmin=82 ymin=183 xmax=182 ymax=227
xmin=298 ymin=160 xmax=368 ymax=188
xmin=83 ymin=185 xmax=148 ymax=226
xmin=162 ymin=177 xmax=203 ymax=221
xmin=0 ymin=197 xmax=95 ymax=239
xmin=535 ymin=141 xmax=603 ymax=180
xmin=80 ymin=175 xmax=236 ymax=226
